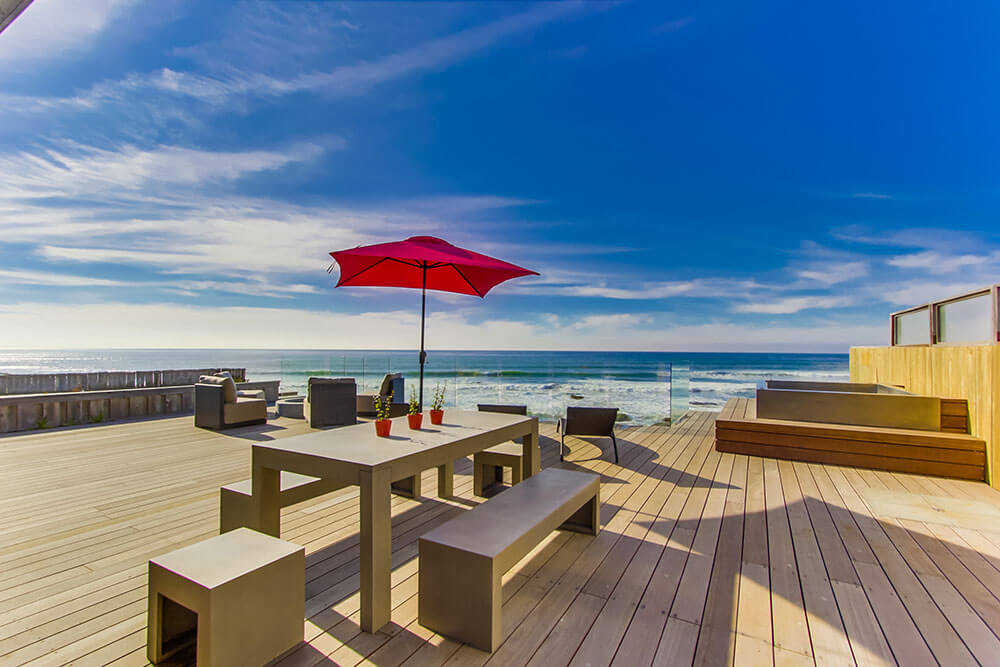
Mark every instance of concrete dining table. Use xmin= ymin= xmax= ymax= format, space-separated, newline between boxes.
xmin=247 ymin=409 xmax=540 ymax=633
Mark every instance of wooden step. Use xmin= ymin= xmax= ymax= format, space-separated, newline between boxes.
xmin=715 ymin=398 xmax=986 ymax=482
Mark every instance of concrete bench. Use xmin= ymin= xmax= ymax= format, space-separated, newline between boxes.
xmin=418 ymin=467 xmax=600 ymax=651
xmin=473 ymin=442 xmax=523 ymax=497
xmin=147 ymin=528 xmax=303 ymax=666
xmin=220 ymin=473 xmax=346 ymax=533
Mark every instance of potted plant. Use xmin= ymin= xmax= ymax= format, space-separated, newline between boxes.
xmin=374 ymin=392 xmax=393 ymax=437
xmin=407 ymin=388 xmax=423 ymax=430
xmin=429 ymin=384 xmax=446 ymax=425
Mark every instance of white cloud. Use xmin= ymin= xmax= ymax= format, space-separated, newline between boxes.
xmin=0 ymin=0 xmax=138 ymax=68
xmin=1 ymin=1 xmax=590 ymax=116
xmin=850 ymin=192 xmax=892 ymax=199
xmin=876 ymin=281 xmax=992 ymax=307
xmin=0 ymin=139 xmax=336 ymax=199
xmin=511 ymin=276 xmax=767 ymax=300
xmin=794 ymin=261 xmax=868 ymax=286
xmin=0 ymin=268 xmax=125 ymax=287
xmin=833 ymin=225 xmax=982 ymax=251
xmin=887 ymin=250 xmax=992 ymax=274
xmin=0 ymin=302 xmax=881 ymax=352
xmin=734 ymin=295 xmax=852 ymax=314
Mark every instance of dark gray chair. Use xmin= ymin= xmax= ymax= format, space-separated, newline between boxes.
xmin=305 ymin=377 xmax=357 ymax=428
xmin=356 ymin=373 xmax=407 ymax=417
xmin=558 ymin=407 xmax=619 ymax=463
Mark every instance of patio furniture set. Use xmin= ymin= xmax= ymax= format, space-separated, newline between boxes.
xmin=151 ymin=375 xmax=621 ymax=664
xmin=195 ymin=372 xmax=410 ymax=431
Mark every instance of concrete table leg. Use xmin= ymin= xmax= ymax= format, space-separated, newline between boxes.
xmin=437 ymin=460 xmax=454 ymax=498
xmin=251 ymin=463 xmax=281 ymax=538
xmin=521 ymin=420 xmax=540 ymax=479
xmin=360 ymin=467 xmax=392 ymax=633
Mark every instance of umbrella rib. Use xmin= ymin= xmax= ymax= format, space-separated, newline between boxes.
xmin=449 ymin=264 xmax=484 ymax=297
xmin=338 ymin=255 xmax=482 ymax=296
xmin=338 ymin=256 xmax=423 ymax=284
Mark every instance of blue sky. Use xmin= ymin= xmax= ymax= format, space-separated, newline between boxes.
xmin=0 ymin=0 xmax=998 ymax=352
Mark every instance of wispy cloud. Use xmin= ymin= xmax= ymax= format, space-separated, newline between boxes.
xmin=832 ymin=225 xmax=984 ymax=251
xmin=0 ymin=0 xmax=139 ymax=70
xmin=0 ymin=139 xmax=542 ymax=284
xmin=850 ymin=192 xmax=893 ymax=199
xmin=0 ymin=269 xmax=125 ymax=287
xmin=652 ymin=17 xmax=694 ymax=34
xmin=0 ymin=1 xmax=590 ymax=119
xmin=734 ymin=295 xmax=853 ymax=314
xmin=0 ymin=139 xmax=337 ymax=200
xmin=794 ymin=261 xmax=868 ymax=285
xmin=887 ymin=250 xmax=994 ymax=274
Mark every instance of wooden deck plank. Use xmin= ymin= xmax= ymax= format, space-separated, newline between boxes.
xmin=2 ymin=409 xmax=1000 ymax=666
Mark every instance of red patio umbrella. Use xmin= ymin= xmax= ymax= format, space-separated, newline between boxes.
xmin=329 ymin=235 xmax=539 ymax=408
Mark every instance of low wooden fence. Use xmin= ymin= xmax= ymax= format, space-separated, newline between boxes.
xmin=0 ymin=370 xmax=286 ymax=434
xmin=0 ymin=386 xmax=194 ymax=433
xmin=0 ymin=368 xmax=246 ymax=395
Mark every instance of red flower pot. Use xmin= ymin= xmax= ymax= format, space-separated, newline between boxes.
xmin=429 ymin=409 xmax=444 ymax=425
xmin=374 ymin=419 xmax=392 ymax=437
xmin=407 ymin=413 xmax=423 ymax=430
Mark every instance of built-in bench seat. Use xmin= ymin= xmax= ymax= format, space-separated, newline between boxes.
xmin=715 ymin=398 xmax=986 ymax=481
xmin=418 ymin=467 xmax=600 ymax=652
xmin=220 ymin=472 xmax=346 ymax=533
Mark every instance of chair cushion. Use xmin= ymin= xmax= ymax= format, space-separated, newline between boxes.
xmin=198 ymin=375 xmax=237 ymax=403
xmin=379 ymin=373 xmax=402 ymax=397
xmin=224 ymin=397 xmax=266 ymax=424
xmin=237 ymin=389 xmax=266 ymax=400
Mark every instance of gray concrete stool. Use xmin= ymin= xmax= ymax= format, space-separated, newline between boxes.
xmin=147 ymin=528 xmax=304 ymax=666
xmin=473 ymin=442 xmax=524 ymax=497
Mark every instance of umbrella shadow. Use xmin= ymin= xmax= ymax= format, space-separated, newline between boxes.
xmin=560 ymin=433 xmax=731 ymax=490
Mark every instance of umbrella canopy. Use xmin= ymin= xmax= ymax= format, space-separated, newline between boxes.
xmin=332 ymin=235 xmax=536 ymax=296
xmin=330 ymin=235 xmax=538 ymax=407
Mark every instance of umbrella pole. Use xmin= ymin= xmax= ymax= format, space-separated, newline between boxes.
xmin=419 ymin=264 xmax=427 ymax=411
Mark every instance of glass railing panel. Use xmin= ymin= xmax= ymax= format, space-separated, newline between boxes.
xmin=937 ymin=292 xmax=993 ymax=343
xmin=893 ymin=307 xmax=931 ymax=345
xmin=668 ymin=363 xmax=689 ymax=424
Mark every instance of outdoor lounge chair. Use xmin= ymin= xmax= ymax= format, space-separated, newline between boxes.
xmin=305 ymin=377 xmax=357 ymax=427
xmin=356 ymin=373 xmax=407 ymax=417
xmin=558 ymin=406 xmax=619 ymax=463
xmin=195 ymin=373 xmax=267 ymax=430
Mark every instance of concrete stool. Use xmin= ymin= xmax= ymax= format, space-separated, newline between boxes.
xmin=473 ymin=442 xmax=524 ymax=497
xmin=147 ymin=528 xmax=304 ymax=666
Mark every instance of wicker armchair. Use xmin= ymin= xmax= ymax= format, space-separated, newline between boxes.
xmin=558 ymin=407 xmax=619 ymax=463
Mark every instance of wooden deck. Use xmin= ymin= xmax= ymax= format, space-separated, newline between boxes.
xmin=3 ymin=410 xmax=1000 ymax=665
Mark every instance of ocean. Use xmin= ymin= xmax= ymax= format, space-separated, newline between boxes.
xmin=0 ymin=349 xmax=849 ymax=425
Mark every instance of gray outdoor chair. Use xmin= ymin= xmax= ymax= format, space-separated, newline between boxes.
xmin=305 ymin=377 xmax=357 ymax=428
xmin=558 ymin=406 xmax=619 ymax=463
xmin=194 ymin=373 xmax=267 ymax=430
xmin=356 ymin=373 xmax=407 ymax=417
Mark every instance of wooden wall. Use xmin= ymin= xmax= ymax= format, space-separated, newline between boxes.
xmin=850 ymin=344 xmax=999 ymax=487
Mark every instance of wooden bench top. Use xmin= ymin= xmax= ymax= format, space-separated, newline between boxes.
xmin=223 ymin=471 xmax=326 ymax=496
xmin=420 ymin=467 xmax=598 ymax=569
xmin=479 ymin=442 xmax=524 ymax=457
